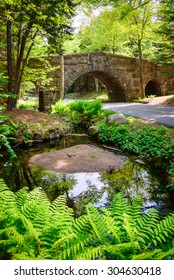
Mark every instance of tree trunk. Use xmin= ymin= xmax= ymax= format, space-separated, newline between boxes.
xmin=6 ymin=6 xmax=16 ymax=110
xmin=138 ymin=38 xmax=145 ymax=98
xmin=13 ymin=26 xmax=32 ymax=96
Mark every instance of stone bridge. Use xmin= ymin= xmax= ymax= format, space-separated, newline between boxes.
xmin=28 ymin=52 xmax=173 ymax=109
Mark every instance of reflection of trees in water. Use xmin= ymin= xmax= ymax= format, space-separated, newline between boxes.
xmin=72 ymin=180 xmax=105 ymax=216
xmin=0 ymin=156 xmax=38 ymax=192
xmin=30 ymin=166 xmax=77 ymax=202
xmin=1 ymin=154 xmax=171 ymax=216
xmin=0 ymin=157 xmax=77 ymax=202
xmin=100 ymin=161 xmax=160 ymax=205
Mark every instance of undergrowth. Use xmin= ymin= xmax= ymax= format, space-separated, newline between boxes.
xmin=1 ymin=178 xmax=174 ymax=260
xmin=98 ymin=122 xmax=174 ymax=189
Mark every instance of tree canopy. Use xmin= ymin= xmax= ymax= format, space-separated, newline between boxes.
xmin=0 ymin=0 xmax=76 ymax=109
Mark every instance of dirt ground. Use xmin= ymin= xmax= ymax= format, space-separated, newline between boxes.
xmin=3 ymin=109 xmax=62 ymax=125
xmin=29 ymin=144 xmax=127 ymax=173
xmin=139 ymin=95 xmax=174 ymax=105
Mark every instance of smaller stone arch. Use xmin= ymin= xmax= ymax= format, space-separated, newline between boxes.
xmin=145 ymin=79 xmax=162 ymax=97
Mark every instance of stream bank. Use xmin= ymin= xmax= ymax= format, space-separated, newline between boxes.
xmin=0 ymin=134 xmax=173 ymax=217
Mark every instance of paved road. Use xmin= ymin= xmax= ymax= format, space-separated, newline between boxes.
xmin=103 ymin=103 xmax=174 ymax=128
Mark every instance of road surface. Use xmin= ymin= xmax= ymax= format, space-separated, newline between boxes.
xmin=103 ymin=103 xmax=174 ymax=128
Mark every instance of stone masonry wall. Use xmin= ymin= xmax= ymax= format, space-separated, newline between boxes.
xmin=28 ymin=52 xmax=173 ymax=107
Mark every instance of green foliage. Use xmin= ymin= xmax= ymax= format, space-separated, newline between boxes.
xmin=18 ymin=98 xmax=38 ymax=110
xmin=167 ymin=163 xmax=174 ymax=190
xmin=68 ymin=100 xmax=102 ymax=118
xmin=51 ymin=100 xmax=104 ymax=128
xmin=157 ymin=0 xmax=174 ymax=63
xmin=51 ymin=100 xmax=70 ymax=116
xmin=0 ymin=124 xmax=16 ymax=159
xmin=1 ymin=0 xmax=76 ymax=109
xmin=1 ymin=179 xmax=174 ymax=260
xmin=98 ymin=121 xmax=174 ymax=188
xmin=0 ymin=77 xmax=16 ymax=159
xmin=67 ymin=2 xmax=163 ymax=61
xmin=16 ymin=120 xmax=33 ymax=144
xmin=98 ymin=122 xmax=173 ymax=161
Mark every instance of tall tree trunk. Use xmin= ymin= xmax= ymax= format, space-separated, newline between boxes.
xmin=13 ymin=24 xmax=33 ymax=96
xmin=138 ymin=38 xmax=145 ymax=98
xmin=18 ymin=29 xmax=38 ymax=96
xmin=6 ymin=5 xmax=16 ymax=110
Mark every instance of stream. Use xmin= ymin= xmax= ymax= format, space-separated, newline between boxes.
xmin=0 ymin=135 xmax=173 ymax=216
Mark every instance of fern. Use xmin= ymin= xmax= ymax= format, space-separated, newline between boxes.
xmin=86 ymin=203 xmax=107 ymax=243
xmin=1 ymin=179 xmax=174 ymax=260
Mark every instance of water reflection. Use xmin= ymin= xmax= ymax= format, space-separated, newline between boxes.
xmin=27 ymin=160 xmax=172 ymax=216
xmin=0 ymin=136 xmax=173 ymax=216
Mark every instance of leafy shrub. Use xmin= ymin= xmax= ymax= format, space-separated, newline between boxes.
xmin=98 ymin=122 xmax=174 ymax=187
xmin=99 ymin=123 xmax=174 ymax=161
xmin=0 ymin=110 xmax=17 ymax=160
xmin=1 ymin=178 xmax=174 ymax=260
xmin=69 ymin=100 xmax=102 ymax=118
xmin=51 ymin=100 xmax=70 ymax=116
xmin=17 ymin=98 xmax=38 ymax=110
xmin=167 ymin=163 xmax=174 ymax=190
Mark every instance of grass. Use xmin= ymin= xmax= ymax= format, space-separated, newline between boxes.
xmin=65 ymin=91 xmax=109 ymax=101
xmin=17 ymin=97 xmax=38 ymax=110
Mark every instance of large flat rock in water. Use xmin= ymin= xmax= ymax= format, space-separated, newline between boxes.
xmin=29 ymin=144 xmax=126 ymax=173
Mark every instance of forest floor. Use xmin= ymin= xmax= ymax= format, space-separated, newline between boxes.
xmin=3 ymin=109 xmax=70 ymax=143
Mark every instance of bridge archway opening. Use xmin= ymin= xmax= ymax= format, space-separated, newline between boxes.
xmin=66 ymin=74 xmax=106 ymax=97
xmin=145 ymin=79 xmax=162 ymax=97
xmin=65 ymin=71 xmax=127 ymax=102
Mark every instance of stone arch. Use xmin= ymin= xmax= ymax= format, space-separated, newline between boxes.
xmin=64 ymin=70 xmax=127 ymax=101
xmin=145 ymin=79 xmax=162 ymax=97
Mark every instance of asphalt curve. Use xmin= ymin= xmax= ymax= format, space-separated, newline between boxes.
xmin=103 ymin=103 xmax=174 ymax=128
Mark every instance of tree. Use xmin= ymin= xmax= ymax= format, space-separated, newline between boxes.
xmin=78 ymin=8 xmax=131 ymax=55
xmin=157 ymin=0 xmax=174 ymax=64
xmin=68 ymin=1 xmax=163 ymax=98
xmin=0 ymin=0 xmax=76 ymax=109
xmin=114 ymin=0 xmax=160 ymax=98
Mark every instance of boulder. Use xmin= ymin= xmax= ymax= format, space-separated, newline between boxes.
xmin=88 ymin=125 xmax=99 ymax=135
xmin=107 ymin=113 xmax=127 ymax=124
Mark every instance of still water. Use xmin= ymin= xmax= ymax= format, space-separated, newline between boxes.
xmin=0 ymin=135 xmax=173 ymax=216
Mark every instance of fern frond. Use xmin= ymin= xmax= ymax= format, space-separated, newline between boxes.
xmin=132 ymin=249 xmax=162 ymax=260
xmin=135 ymin=208 xmax=159 ymax=243
xmin=0 ymin=178 xmax=16 ymax=209
xmin=152 ymin=212 xmax=174 ymax=246
xmin=108 ymin=192 xmax=131 ymax=224
xmin=131 ymin=194 xmax=142 ymax=220
xmin=133 ymin=246 xmax=174 ymax=260
xmin=50 ymin=195 xmax=69 ymax=213
xmin=57 ymin=215 xmax=95 ymax=260
xmin=122 ymin=213 xmax=137 ymax=242
xmin=27 ymin=187 xmax=50 ymax=206
xmin=104 ymin=241 xmax=140 ymax=260
xmin=21 ymin=200 xmax=50 ymax=231
xmin=0 ymin=226 xmax=24 ymax=245
xmin=86 ymin=203 xmax=107 ymax=242
xmin=75 ymin=246 xmax=104 ymax=260
xmin=50 ymin=195 xmax=74 ymax=227
xmin=19 ymin=213 xmax=40 ymax=241
xmin=15 ymin=187 xmax=29 ymax=209
xmin=101 ymin=208 xmax=121 ymax=243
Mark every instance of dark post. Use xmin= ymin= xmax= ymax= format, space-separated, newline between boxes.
xmin=38 ymin=90 xmax=45 ymax=112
